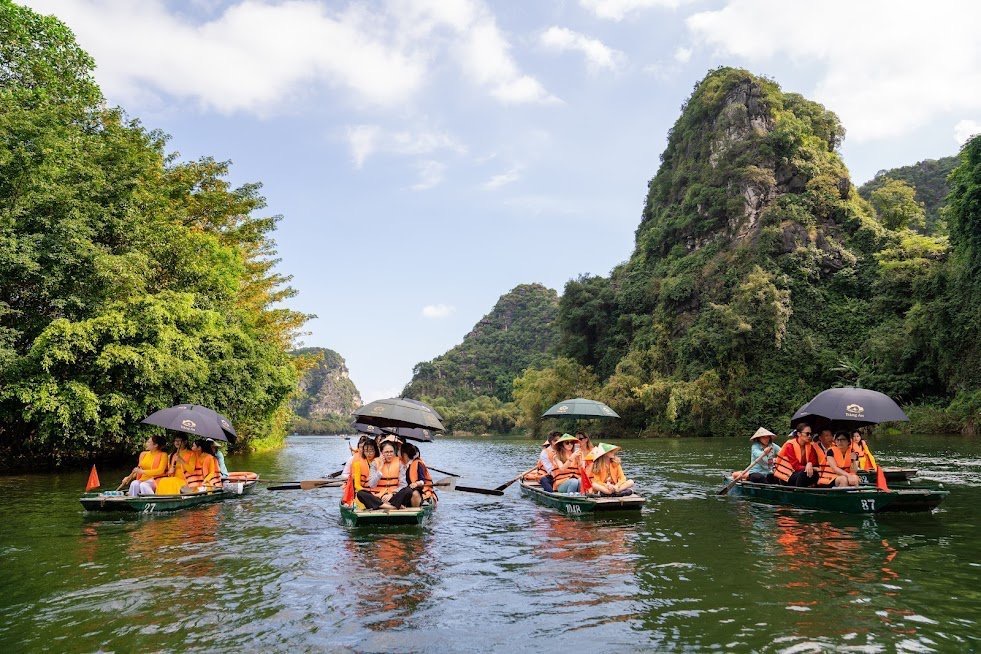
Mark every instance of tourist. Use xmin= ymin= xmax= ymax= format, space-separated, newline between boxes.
xmin=772 ymin=424 xmax=819 ymax=487
xmin=814 ymin=429 xmax=857 ymax=487
xmin=851 ymin=431 xmax=877 ymax=470
xmin=182 ymin=439 xmax=221 ymax=492
xmin=537 ymin=431 xmax=562 ymax=492
xmin=168 ymin=433 xmax=193 ymax=479
xmin=401 ymin=442 xmax=435 ymax=507
xmin=576 ymin=431 xmax=595 ymax=476
xmin=125 ymin=434 xmax=168 ymax=497
xmin=589 ymin=443 xmax=635 ymax=496
xmin=357 ymin=441 xmax=405 ymax=510
xmin=208 ymin=438 xmax=229 ymax=480
xmin=350 ymin=440 xmax=378 ymax=504
xmin=550 ymin=433 xmax=582 ymax=493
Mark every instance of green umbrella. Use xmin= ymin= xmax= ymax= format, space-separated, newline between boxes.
xmin=353 ymin=397 xmax=445 ymax=431
xmin=541 ymin=398 xmax=620 ymax=419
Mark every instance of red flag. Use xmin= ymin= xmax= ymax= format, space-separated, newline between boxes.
xmin=875 ymin=466 xmax=890 ymax=492
xmin=579 ymin=466 xmax=592 ymax=493
xmin=341 ymin=475 xmax=355 ymax=505
xmin=85 ymin=465 xmax=100 ymax=492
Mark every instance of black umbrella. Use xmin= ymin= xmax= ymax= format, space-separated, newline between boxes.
xmin=399 ymin=397 xmax=444 ymax=421
xmin=353 ymin=398 xmax=444 ymax=431
xmin=541 ymin=398 xmax=620 ymax=419
xmin=791 ymin=387 xmax=909 ymax=428
xmin=352 ymin=422 xmax=388 ymax=436
xmin=141 ymin=404 xmax=237 ymax=443
xmin=382 ymin=425 xmax=435 ymax=443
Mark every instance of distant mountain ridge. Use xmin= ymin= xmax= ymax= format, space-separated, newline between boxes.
xmin=858 ymin=155 xmax=958 ymax=232
xmin=290 ymin=347 xmax=362 ymax=433
xmin=403 ymin=283 xmax=560 ymax=404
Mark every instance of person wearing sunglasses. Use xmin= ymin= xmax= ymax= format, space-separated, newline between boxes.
xmin=771 ymin=423 xmax=819 ymax=487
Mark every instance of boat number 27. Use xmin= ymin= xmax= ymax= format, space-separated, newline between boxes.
xmin=565 ymin=504 xmax=582 ymax=515
xmin=142 ymin=504 xmax=156 ymax=514
xmin=860 ymin=499 xmax=875 ymax=512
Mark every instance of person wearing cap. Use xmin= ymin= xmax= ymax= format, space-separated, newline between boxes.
xmin=588 ymin=443 xmax=635 ymax=496
xmin=575 ymin=432 xmax=595 ymax=476
xmin=734 ymin=427 xmax=777 ymax=483
xmin=536 ymin=431 xmax=562 ymax=492
xmin=550 ymin=434 xmax=583 ymax=493
xmin=206 ymin=438 xmax=229 ymax=480
xmin=772 ymin=423 xmax=819 ymax=487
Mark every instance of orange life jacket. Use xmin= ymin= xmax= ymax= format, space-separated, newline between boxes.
xmin=182 ymin=452 xmax=204 ymax=488
xmin=137 ymin=451 xmax=167 ymax=481
xmin=831 ymin=446 xmax=854 ymax=474
xmin=371 ymin=458 xmax=401 ymax=496
xmin=815 ymin=446 xmax=837 ymax=486
xmin=199 ymin=453 xmax=222 ymax=488
xmin=852 ymin=442 xmax=875 ymax=470
xmin=350 ymin=454 xmax=368 ymax=490
xmin=773 ymin=440 xmax=815 ymax=482
xmin=551 ymin=452 xmax=580 ymax=486
xmin=524 ymin=460 xmax=546 ymax=481
xmin=408 ymin=459 xmax=435 ymax=502
xmin=591 ymin=459 xmax=625 ymax=486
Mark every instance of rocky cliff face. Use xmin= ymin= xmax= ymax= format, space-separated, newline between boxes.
xmin=291 ymin=347 xmax=362 ymax=420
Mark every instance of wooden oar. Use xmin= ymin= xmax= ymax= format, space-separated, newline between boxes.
xmin=116 ymin=473 xmax=134 ymax=491
xmin=718 ymin=448 xmax=771 ymax=495
xmin=427 ymin=466 xmax=460 ymax=478
xmin=494 ymin=466 xmax=538 ymax=492
xmin=326 ymin=469 xmax=344 ymax=479
xmin=454 ymin=484 xmax=504 ymax=496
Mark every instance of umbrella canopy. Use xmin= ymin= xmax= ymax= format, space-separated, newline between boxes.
xmin=353 ymin=398 xmax=445 ymax=431
xmin=382 ymin=426 xmax=435 ymax=443
xmin=791 ymin=387 xmax=909 ymax=428
xmin=352 ymin=422 xmax=387 ymax=436
xmin=141 ymin=404 xmax=237 ymax=443
xmin=399 ymin=397 xmax=444 ymax=421
xmin=541 ymin=398 xmax=620 ymax=419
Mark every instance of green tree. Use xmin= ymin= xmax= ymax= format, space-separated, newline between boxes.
xmin=870 ymin=179 xmax=926 ymax=231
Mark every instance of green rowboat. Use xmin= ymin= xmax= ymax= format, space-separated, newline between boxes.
xmin=726 ymin=480 xmax=947 ymax=513
xmin=80 ymin=479 xmax=258 ymax=514
xmin=857 ymin=467 xmax=918 ymax=484
xmin=339 ymin=501 xmax=436 ymax=527
xmin=520 ymin=481 xmax=645 ymax=515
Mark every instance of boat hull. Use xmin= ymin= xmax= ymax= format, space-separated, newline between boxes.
xmin=520 ymin=481 xmax=645 ymax=515
xmin=727 ymin=480 xmax=947 ymax=513
xmin=339 ymin=501 xmax=435 ymax=527
xmin=857 ymin=467 xmax=918 ymax=484
xmin=80 ymin=479 xmax=257 ymax=514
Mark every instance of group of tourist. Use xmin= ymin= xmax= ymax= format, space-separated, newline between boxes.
xmin=124 ymin=433 xmax=229 ymax=496
xmin=734 ymin=425 xmax=878 ymax=488
xmin=525 ymin=431 xmax=636 ymax=497
xmin=342 ymin=434 xmax=436 ymax=510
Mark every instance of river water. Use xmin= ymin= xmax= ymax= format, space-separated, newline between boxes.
xmin=1 ymin=434 xmax=978 ymax=653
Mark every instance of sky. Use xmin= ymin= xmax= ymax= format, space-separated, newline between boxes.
xmin=22 ymin=0 xmax=981 ymax=403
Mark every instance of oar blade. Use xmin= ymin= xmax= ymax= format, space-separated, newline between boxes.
xmin=455 ymin=485 xmax=504 ymax=496
xmin=268 ymin=483 xmax=302 ymax=491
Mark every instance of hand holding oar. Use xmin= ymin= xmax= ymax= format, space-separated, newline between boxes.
xmin=718 ymin=447 xmax=771 ymax=495
xmin=494 ymin=466 xmax=538 ymax=492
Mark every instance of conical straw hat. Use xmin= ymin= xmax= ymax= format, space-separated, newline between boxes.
xmin=750 ymin=427 xmax=776 ymax=441
xmin=588 ymin=442 xmax=621 ymax=460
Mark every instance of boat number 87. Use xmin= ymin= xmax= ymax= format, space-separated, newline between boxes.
xmin=860 ymin=499 xmax=875 ymax=511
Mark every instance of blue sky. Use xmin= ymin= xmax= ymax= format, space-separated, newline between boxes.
xmin=23 ymin=0 xmax=981 ymax=402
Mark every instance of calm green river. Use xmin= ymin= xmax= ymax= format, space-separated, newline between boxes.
xmin=1 ymin=434 xmax=978 ymax=652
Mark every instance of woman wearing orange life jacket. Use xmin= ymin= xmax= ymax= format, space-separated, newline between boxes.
xmin=588 ymin=443 xmax=635 ymax=497
xmin=401 ymin=442 xmax=436 ymax=507
xmin=814 ymin=429 xmax=859 ymax=487
xmin=197 ymin=439 xmax=224 ymax=488
xmin=551 ymin=434 xmax=583 ymax=493
xmin=344 ymin=440 xmax=378 ymax=507
xmin=125 ymin=435 xmax=169 ymax=496
xmin=851 ymin=431 xmax=877 ymax=470
xmin=772 ymin=424 xmax=820 ymax=487
xmin=576 ymin=432 xmax=595 ymax=476
xmin=182 ymin=439 xmax=221 ymax=492
xmin=357 ymin=440 xmax=406 ymax=510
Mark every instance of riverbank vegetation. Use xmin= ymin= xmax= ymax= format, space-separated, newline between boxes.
xmin=0 ymin=3 xmax=306 ymax=467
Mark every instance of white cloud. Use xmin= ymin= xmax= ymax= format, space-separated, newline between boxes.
xmin=346 ymin=124 xmax=464 ymax=168
xmin=483 ymin=166 xmax=522 ymax=189
xmin=25 ymin=0 xmax=556 ymax=112
xmin=686 ymin=0 xmax=981 ymax=142
xmin=540 ymin=26 xmax=624 ymax=73
xmin=421 ymin=303 xmax=455 ymax=318
xmin=580 ymin=0 xmax=685 ymax=21
xmin=410 ymin=160 xmax=446 ymax=191
xmin=673 ymin=46 xmax=692 ymax=63
xmin=954 ymin=119 xmax=981 ymax=145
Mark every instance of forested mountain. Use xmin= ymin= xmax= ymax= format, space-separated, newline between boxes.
xmin=0 ymin=3 xmax=306 ymax=467
xmin=289 ymin=348 xmax=362 ymax=434
xmin=512 ymin=68 xmax=979 ymax=437
xmin=858 ymin=156 xmax=959 ymax=233
xmin=402 ymin=283 xmax=559 ymax=433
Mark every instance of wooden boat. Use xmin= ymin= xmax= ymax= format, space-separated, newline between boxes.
xmin=339 ymin=501 xmax=435 ymax=527
xmin=80 ymin=474 xmax=258 ymax=514
xmin=857 ymin=467 xmax=919 ymax=484
xmin=726 ymin=479 xmax=947 ymax=514
xmin=520 ymin=481 xmax=645 ymax=515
